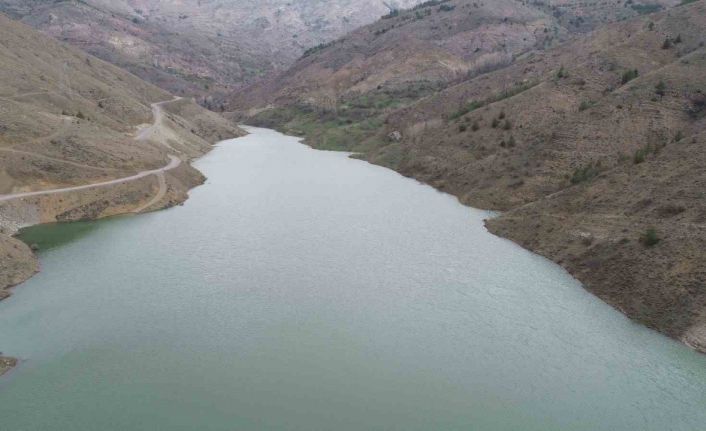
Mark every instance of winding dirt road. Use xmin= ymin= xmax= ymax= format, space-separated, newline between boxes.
xmin=0 ymin=156 xmax=181 ymax=203
xmin=0 ymin=97 xmax=183 ymax=205
xmin=136 ymin=97 xmax=182 ymax=152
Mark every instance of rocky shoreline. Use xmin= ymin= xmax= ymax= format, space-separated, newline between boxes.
xmin=0 ymin=356 xmax=17 ymax=377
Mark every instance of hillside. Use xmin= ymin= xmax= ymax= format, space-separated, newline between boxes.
xmin=0 ymin=0 xmax=423 ymax=104
xmin=235 ymin=0 xmax=706 ymax=351
xmin=0 ymin=13 xmax=243 ymax=303
xmin=233 ymin=0 xmax=678 ymax=113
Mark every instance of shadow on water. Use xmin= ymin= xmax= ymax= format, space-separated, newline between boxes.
xmin=17 ymin=217 xmax=125 ymax=253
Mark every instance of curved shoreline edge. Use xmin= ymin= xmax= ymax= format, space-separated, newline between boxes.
xmin=0 ymin=98 xmax=246 ymax=375
xmin=0 ymin=151 xmax=214 ymax=375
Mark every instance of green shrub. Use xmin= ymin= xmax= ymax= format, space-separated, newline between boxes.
xmin=662 ymin=38 xmax=672 ymax=49
xmin=633 ymin=143 xmax=658 ymax=164
xmin=458 ymin=124 xmax=467 ymax=132
xmin=633 ymin=147 xmax=647 ymax=164
xmin=556 ymin=66 xmax=568 ymax=79
xmin=570 ymin=163 xmax=600 ymax=184
xmin=641 ymin=228 xmax=661 ymax=247
xmin=578 ymin=100 xmax=593 ymax=111
xmin=655 ymin=80 xmax=666 ymax=97
xmin=491 ymin=118 xmax=500 ymax=128
xmin=502 ymin=120 xmax=512 ymax=130
xmin=621 ymin=69 xmax=639 ymax=84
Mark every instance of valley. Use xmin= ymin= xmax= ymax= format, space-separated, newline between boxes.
xmin=0 ymin=0 xmax=425 ymax=104
xmin=1 ymin=0 xmax=706 ymax=423
xmin=235 ymin=0 xmax=706 ymax=351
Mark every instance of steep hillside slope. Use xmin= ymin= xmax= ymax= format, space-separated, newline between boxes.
xmin=235 ymin=0 xmax=706 ymax=351
xmin=236 ymin=0 xmax=679 ymax=151
xmin=0 ymin=14 xmax=243 ymax=299
xmin=0 ymin=0 xmax=423 ymax=103
xmin=234 ymin=0 xmax=678 ymax=111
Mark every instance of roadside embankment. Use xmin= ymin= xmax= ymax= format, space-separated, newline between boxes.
xmin=0 ymin=97 xmax=244 ymax=304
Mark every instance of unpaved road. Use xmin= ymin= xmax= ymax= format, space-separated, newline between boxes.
xmin=0 ymin=97 xmax=184 ymax=204
xmin=136 ymin=97 xmax=182 ymax=151
xmin=0 ymin=156 xmax=181 ymax=203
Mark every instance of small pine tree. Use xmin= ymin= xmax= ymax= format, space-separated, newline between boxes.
xmin=634 ymin=148 xmax=647 ymax=164
xmin=662 ymin=38 xmax=672 ymax=49
xmin=556 ymin=65 xmax=567 ymax=79
xmin=621 ymin=69 xmax=639 ymax=85
xmin=655 ymin=80 xmax=666 ymax=97
xmin=641 ymin=228 xmax=660 ymax=247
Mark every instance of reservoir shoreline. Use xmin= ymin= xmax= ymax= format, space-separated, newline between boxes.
xmin=0 ymin=103 xmax=245 ymax=376
xmin=1 ymin=125 xmax=704 ymax=380
xmin=1 ymin=127 xmax=705 ymax=430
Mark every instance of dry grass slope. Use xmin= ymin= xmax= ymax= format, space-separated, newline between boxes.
xmin=0 ymin=14 xmax=244 ymax=302
xmin=236 ymin=0 xmax=706 ymax=352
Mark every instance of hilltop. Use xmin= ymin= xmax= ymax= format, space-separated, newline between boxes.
xmin=234 ymin=0 xmax=706 ymax=351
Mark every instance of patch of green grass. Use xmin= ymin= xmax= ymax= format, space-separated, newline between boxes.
xmin=631 ymin=4 xmax=663 ymax=15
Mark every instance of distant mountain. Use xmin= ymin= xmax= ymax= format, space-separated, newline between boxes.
xmin=234 ymin=0 xmax=706 ymax=352
xmin=0 ymin=0 xmax=424 ymax=103
xmin=232 ymin=0 xmax=679 ymax=111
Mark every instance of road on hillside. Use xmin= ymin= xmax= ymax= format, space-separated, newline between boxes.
xmin=0 ymin=156 xmax=181 ymax=203
xmin=0 ymin=97 xmax=184 ymax=204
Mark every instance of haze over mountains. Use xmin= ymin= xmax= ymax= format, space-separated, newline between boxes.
xmin=233 ymin=0 xmax=680 ymax=110
xmin=0 ymin=0 xmax=423 ymax=104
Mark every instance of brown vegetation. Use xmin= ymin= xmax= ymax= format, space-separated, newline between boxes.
xmin=234 ymin=0 xmax=706 ymax=352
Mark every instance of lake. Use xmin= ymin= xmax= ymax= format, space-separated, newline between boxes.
xmin=1 ymin=127 xmax=705 ymax=430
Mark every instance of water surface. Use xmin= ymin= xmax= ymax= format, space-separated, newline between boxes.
xmin=1 ymin=127 xmax=705 ymax=430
